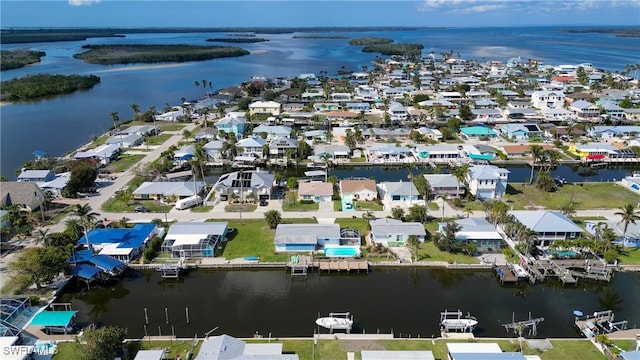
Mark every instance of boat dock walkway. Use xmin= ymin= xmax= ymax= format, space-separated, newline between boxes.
xmin=574 ymin=310 xmax=636 ymax=339
xmin=494 ymin=265 xmax=518 ymax=283
xmin=288 ymin=256 xmax=369 ymax=277
xmin=515 ymin=258 xmax=613 ymax=285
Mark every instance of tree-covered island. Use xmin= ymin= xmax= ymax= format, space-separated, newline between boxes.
xmin=292 ymin=35 xmax=350 ymax=39
xmin=0 ymin=74 xmax=101 ymax=101
xmin=361 ymin=43 xmax=424 ymax=56
xmin=0 ymin=49 xmax=47 ymax=71
xmin=348 ymin=37 xmax=394 ymax=45
xmin=205 ymin=37 xmax=269 ymax=43
xmin=73 ymin=44 xmax=250 ymax=65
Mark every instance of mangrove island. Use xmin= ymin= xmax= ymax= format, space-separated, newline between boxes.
xmin=72 ymin=44 xmax=250 ymax=65
xmin=0 ymin=49 xmax=46 ymax=71
xmin=0 ymin=73 xmax=101 ymax=101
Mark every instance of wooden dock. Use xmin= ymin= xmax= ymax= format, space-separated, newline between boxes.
xmin=318 ymin=260 xmax=368 ymax=272
xmin=494 ymin=265 xmax=518 ymax=283
xmin=286 ymin=256 xmax=368 ymax=275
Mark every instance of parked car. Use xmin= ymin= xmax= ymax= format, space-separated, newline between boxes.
xmin=134 ymin=206 xmax=150 ymax=213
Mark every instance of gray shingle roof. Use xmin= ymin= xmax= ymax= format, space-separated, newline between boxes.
xmin=510 ymin=211 xmax=583 ymax=233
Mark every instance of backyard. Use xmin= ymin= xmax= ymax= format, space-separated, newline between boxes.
xmin=105 ymin=154 xmax=145 ymax=173
xmin=144 ymin=133 xmax=172 ymax=146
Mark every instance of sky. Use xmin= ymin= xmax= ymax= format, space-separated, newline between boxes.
xmin=1 ymin=0 xmax=639 ymax=28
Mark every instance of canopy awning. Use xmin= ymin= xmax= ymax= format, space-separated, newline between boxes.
xmin=586 ymin=154 xmax=605 ymax=160
xmin=30 ymin=311 xmax=77 ymax=327
xmin=70 ymin=264 xmax=102 ymax=281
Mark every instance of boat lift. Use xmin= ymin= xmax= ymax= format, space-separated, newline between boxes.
xmin=502 ymin=313 xmax=545 ymax=336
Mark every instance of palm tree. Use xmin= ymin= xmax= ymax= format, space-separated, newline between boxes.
xmin=65 ymin=218 xmax=84 ymax=240
xmin=529 ymin=144 xmax=543 ymax=184
xmin=202 ymin=108 xmax=209 ymax=129
xmin=35 ymin=228 xmax=49 ymax=246
xmin=462 ymin=204 xmax=474 ymax=218
xmin=71 ymin=204 xmax=99 ymax=250
xmin=320 ymin=153 xmax=332 ymax=182
xmin=130 ymin=103 xmax=140 ymax=121
xmin=406 ymin=162 xmax=415 ymax=206
xmin=615 ymin=203 xmax=640 ymax=238
xmin=452 ymin=163 xmax=470 ymax=198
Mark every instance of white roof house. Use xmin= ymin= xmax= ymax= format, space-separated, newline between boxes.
xmin=213 ymin=170 xmax=275 ymax=201
xmin=377 ymin=181 xmax=419 ymax=205
xmin=133 ymin=350 xmax=166 ymax=360
xmin=447 ymin=342 xmax=502 ymax=354
xmin=106 ymin=133 xmax=143 ymax=148
xmin=274 ymin=223 xmax=341 ymax=252
xmin=17 ymin=169 xmax=55 ymax=183
xmin=249 ymin=100 xmax=281 ymax=115
xmin=162 ymin=222 xmax=228 ymax=258
xmin=133 ymin=181 xmax=205 ymax=199
xmin=369 ymin=218 xmax=426 ymax=246
xmin=74 ymin=143 xmax=121 ymax=164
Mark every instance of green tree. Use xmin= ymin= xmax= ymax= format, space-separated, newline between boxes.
xmin=535 ymin=171 xmax=557 ymax=192
xmin=64 ymin=218 xmax=84 ymax=240
xmin=344 ymin=129 xmax=357 ymax=151
xmin=62 ymin=161 xmax=98 ymax=198
xmin=391 ymin=206 xmax=405 ymax=220
xmin=407 ymin=235 xmax=420 ymax=263
xmin=615 ymin=203 xmax=640 ymax=237
xmin=130 ymin=103 xmax=140 ymax=121
xmin=287 ymin=176 xmax=298 ymax=189
xmin=82 ymin=325 xmax=127 ymax=360
xmin=71 ymin=204 xmax=99 ymax=249
xmin=576 ymin=66 xmax=589 ymax=85
xmin=406 ymin=205 xmax=427 ymax=223
xmin=452 ymin=163 xmax=470 ymax=198
xmin=458 ymin=104 xmax=473 ymax=121
xmin=8 ymin=247 xmax=68 ymax=289
xmin=264 ymin=210 xmax=282 ymax=229
xmin=528 ymin=144 xmax=544 ymax=185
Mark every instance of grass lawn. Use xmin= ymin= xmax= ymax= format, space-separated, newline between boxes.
xmin=505 ymin=182 xmax=640 ymax=210
xmin=86 ymin=134 xmax=108 ymax=149
xmin=416 ymin=241 xmax=479 ymax=264
xmin=54 ymin=339 xmax=201 ymax=360
xmin=282 ymin=201 xmax=319 ymax=212
xmin=214 ymin=219 xmax=288 ymax=262
xmin=145 ymin=133 xmax=172 ymax=145
xmin=159 ymin=124 xmax=185 ymax=131
xmin=106 ymin=154 xmax=146 ymax=173
xmin=355 ymin=201 xmax=383 ymax=211
xmin=334 ymin=200 xmax=342 ymax=211
xmin=335 ymin=218 xmax=370 ymax=240
xmin=428 ymin=202 xmax=440 ymax=211
xmin=102 ymin=198 xmax=170 ymax=213
xmin=619 ymin=246 xmax=640 ymax=265
xmin=224 ymin=203 xmax=258 ymax=212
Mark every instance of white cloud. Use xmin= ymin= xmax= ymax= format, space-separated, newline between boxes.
xmin=419 ymin=0 xmax=639 ymax=13
xmin=68 ymin=0 xmax=101 ymax=6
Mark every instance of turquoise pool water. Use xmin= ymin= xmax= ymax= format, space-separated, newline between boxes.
xmin=552 ymin=250 xmax=580 ymax=258
xmin=324 ymin=247 xmax=360 ymax=257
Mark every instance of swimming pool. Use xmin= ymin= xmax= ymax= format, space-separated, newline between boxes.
xmin=552 ymin=250 xmax=580 ymax=259
xmin=324 ymin=247 xmax=361 ymax=258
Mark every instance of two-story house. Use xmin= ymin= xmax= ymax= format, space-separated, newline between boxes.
xmin=531 ymin=91 xmax=565 ymax=109
xmin=236 ymin=137 xmax=266 ymax=158
xmin=216 ymin=112 xmax=247 ymax=136
xmin=249 ymin=101 xmax=281 ymax=116
xmin=467 ymin=165 xmax=509 ymax=200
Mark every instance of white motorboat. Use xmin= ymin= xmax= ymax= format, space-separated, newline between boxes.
xmin=511 ymin=264 xmax=530 ymax=279
xmin=440 ymin=309 xmax=478 ymax=333
xmin=315 ymin=312 xmax=353 ymax=331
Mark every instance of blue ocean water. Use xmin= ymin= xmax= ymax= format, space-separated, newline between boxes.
xmin=1 ymin=26 xmax=638 ymax=178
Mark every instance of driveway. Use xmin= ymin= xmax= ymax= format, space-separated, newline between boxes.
xmin=319 ymin=201 xmax=334 ymax=212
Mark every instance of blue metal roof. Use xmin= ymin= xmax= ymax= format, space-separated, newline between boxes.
xmin=89 ymin=255 xmax=125 ymax=272
xmin=70 ymin=264 xmax=101 ymax=281
xmin=68 ymin=249 xmax=94 ymax=264
xmin=78 ymin=223 xmax=156 ymax=249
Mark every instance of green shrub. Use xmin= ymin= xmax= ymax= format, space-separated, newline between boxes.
xmin=299 ymin=200 xmax=315 ymax=205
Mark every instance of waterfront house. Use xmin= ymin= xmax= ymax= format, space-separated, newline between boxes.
xmin=388 ymin=101 xmax=408 ymax=122
xmin=313 ymin=144 xmax=351 ymax=161
xmin=585 ymin=220 xmax=640 ymax=248
xmin=467 ymin=165 xmax=509 ymax=200
xmin=301 ymin=90 xmax=324 ymax=102
xmin=252 ymin=125 xmax=292 ymax=140
xmin=447 ymin=343 xmax=527 ymax=360
xmin=413 ymin=144 xmax=461 ymax=164
xmin=329 ymin=92 xmax=352 ymax=102
xmin=568 ymin=143 xmax=622 ymax=159
xmin=236 ymin=137 xmax=266 ymax=158
xmin=274 ymin=224 xmax=340 ymax=252
xmin=213 ymin=170 xmax=274 ymax=202
xmin=439 ymin=217 xmax=504 ymax=252
xmin=195 ymin=334 xmax=299 ymax=360
xmin=340 ymin=179 xmax=378 ymax=203
xmin=471 ymin=108 xmax=502 ymax=123
xmin=596 ymin=100 xmax=626 ymax=120
xmin=499 ymin=123 xmax=543 ymax=140
xmin=377 ymin=181 xmax=419 ymax=206
xmin=77 ymin=223 xmax=158 ymax=263
xmin=269 ymin=137 xmax=298 ymax=158
xmin=345 ymin=102 xmax=370 ymax=112
xmin=366 ymin=145 xmax=413 ymax=163
xmin=106 ymin=133 xmax=143 ymax=148
xmin=500 ymin=144 xmax=554 ymax=157
xmin=249 ymin=100 xmax=281 ymax=116
xmin=282 ymin=102 xmax=304 ymax=112
xmin=74 ymin=144 xmax=121 ymax=165
xmin=589 ymin=126 xmax=640 ymax=139
xmin=174 ymin=145 xmax=196 ymax=163
xmin=162 ymin=222 xmax=228 ymax=258
xmin=155 ymin=106 xmax=184 ymax=121
xmin=303 ymin=129 xmax=327 ymax=142
xmin=193 ymin=128 xmax=218 ymax=142
xmin=313 ymin=102 xmax=340 ymax=112
xmin=132 ymin=181 xmax=205 ymax=200
xmin=531 ymin=90 xmax=565 ymax=109
xmin=369 ymin=218 xmax=427 ymax=247
xmin=506 ymin=210 xmax=583 ymax=247
xmin=120 ymin=125 xmax=158 ymax=136
xmin=216 ymin=112 xmax=247 ymax=136
xmin=297 ymin=182 xmax=333 ymax=202
xmin=34 ymin=172 xmax=70 ymax=196
xmin=17 ymin=169 xmax=55 ymax=183
xmin=204 ymin=140 xmax=224 ymax=160
xmin=423 ymin=174 xmax=464 ymax=198
xmin=460 ymin=126 xmax=497 ymax=139
xmin=0 ymin=182 xmax=45 ymax=212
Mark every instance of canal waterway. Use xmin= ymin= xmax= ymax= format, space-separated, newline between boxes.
xmin=61 ymin=269 xmax=640 ymax=339
xmin=2 ymin=26 xmax=639 ymax=178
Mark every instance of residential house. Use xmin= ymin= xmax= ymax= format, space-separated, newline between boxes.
xmin=467 ymin=165 xmax=509 ymax=200
xmin=301 ymin=90 xmax=325 ymax=102
xmin=471 ymin=108 xmax=502 ymax=123
xmin=474 ymin=99 xmax=499 ymax=109
xmin=204 ymin=140 xmax=224 ymax=160
xmin=297 ymin=182 xmax=333 ymax=202
xmin=460 ymin=126 xmax=497 ymax=139
xmin=120 ymin=125 xmax=158 ymax=136
xmin=282 ymin=103 xmax=304 ymax=112
xmin=313 ymin=102 xmax=340 ymax=112
xmin=155 ymin=106 xmax=184 ymax=121
xmin=369 ymin=218 xmax=427 ymax=246
xmin=106 ymin=133 xmax=143 ymax=148
xmin=195 ymin=334 xmax=299 ymax=360
xmin=77 ymin=223 xmax=158 ymax=263
xmin=0 ymin=182 xmax=45 ymax=212
xmin=313 ymin=144 xmax=351 ymax=161
xmin=248 ymin=101 xmax=281 ymax=116
xmin=17 ymin=169 xmax=55 ymax=183
xmin=541 ymin=107 xmax=573 ymax=122
xmin=326 ymin=110 xmax=358 ymax=122
xmin=501 ymin=144 xmax=554 ymax=157
xmin=162 ymin=222 xmax=228 ymax=258
xmin=268 ymin=137 xmax=298 ymax=158
xmin=499 ymin=123 xmax=543 ymax=140
xmin=340 ymin=179 xmax=377 ymax=203
xmin=423 ymin=174 xmax=464 ymax=198
xmin=216 ymin=112 xmax=247 ymax=136
xmin=565 ymin=92 xmax=594 ymax=104
xmin=596 ymin=100 xmax=626 ymax=120
xmin=447 ymin=343 xmax=526 ymax=360
xmin=274 ymin=224 xmax=340 ymax=252
xmin=345 ymin=102 xmax=370 ymax=112
xmin=437 ymin=91 xmax=464 ymax=103
xmin=213 ymin=170 xmax=274 ymax=202
xmin=590 ymin=126 xmax=640 ymax=139
xmin=236 ymin=137 xmax=266 ymax=159
xmin=361 ymin=351 xmax=434 ymax=360
xmin=415 ymin=127 xmax=443 ymax=142
xmin=193 ymin=128 xmax=218 ymax=142
xmin=252 ymin=125 xmax=292 ymax=140
xmin=568 ymin=142 xmax=630 ymax=159
xmin=303 ymin=129 xmax=327 ymax=142
xmin=74 ymin=144 xmax=121 ymax=165
xmin=531 ymin=91 xmax=565 ymax=109
xmin=439 ymin=217 xmax=504 ymax=252
xmin=366 ymin=145 xmax=413 ymax=163
xmin=413 ymin=144 xmax=461 ymax=164
xmin=388 ymin=101 xmax=408 ymax=122
xmin=132 ymin=181 xmax=205 ymax=201
xmin=377 ymin=181 xmax=419 ymax=206
xmin=354 ymin=86 xmax=379 ymax=101
xmin=570 ymin=100 xmax=600 ymax=119
xmin=174 ymin=145 xmax=195 ymax=163
xmin=329 ymin=93 xmax=352 ymax=102
xmin=507 ymin=210 xmax=583 ymax=246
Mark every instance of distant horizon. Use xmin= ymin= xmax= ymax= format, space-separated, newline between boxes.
xmin=2 ymin=1 xmax=639 ymax=28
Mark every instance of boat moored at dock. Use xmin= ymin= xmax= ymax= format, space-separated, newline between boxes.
xmin=440 ymin=309 xmax=478 ymax=333
xmin=315 ymin=312 xmax=354 ymax=333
